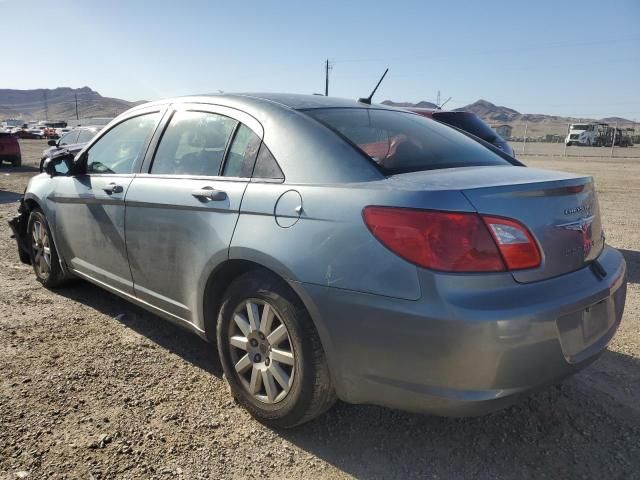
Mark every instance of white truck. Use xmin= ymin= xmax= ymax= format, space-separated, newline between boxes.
xmin=565 ymin=123 xmax=600 ymax=146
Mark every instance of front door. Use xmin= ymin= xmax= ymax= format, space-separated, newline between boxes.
xmin=124 ymin=107 xmax=263 ymax=325
xmin=53 ymin=111 xmax=162 ymax=294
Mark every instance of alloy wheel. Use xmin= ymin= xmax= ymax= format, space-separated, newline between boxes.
xmin=31 ymin=220 xmax=51 ymax=279
xmin=228 ymin=299 xmax=295 ymax=404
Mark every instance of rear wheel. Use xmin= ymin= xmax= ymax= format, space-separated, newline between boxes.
xmin=27 ymin=209 xmax=66 ymax=288
xmin=12 ymin=155 xmax=21 ymax=167
xmin=216 ymin=270 xmax=336 ymax=428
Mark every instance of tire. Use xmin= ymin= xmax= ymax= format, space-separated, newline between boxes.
xmin=12 ymin=155 xmax=21 ymax=167
xmin=27 ymin=208 xmax=67 ymax=288
xmin=216 ymin=269 xmax=336 ymax=428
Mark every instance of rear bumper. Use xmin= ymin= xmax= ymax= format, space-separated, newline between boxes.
xmin=0 ymin=153 xmax=21 ymax=162
xmin=296 ymin=245 xmax=626 ymax=416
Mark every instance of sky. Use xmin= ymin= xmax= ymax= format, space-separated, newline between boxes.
xmin=2 ymin=0 xmax=639 ymax=119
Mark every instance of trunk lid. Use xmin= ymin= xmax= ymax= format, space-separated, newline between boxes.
xmin=388 ymin=166 xmax=605 ymax=282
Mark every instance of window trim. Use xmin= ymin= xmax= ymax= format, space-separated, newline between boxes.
xmin=218 ymin=120 xmax=241 ymax=176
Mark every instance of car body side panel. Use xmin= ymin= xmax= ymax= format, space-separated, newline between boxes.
xmin=125 ymin=176 xmax=248 ymax=327
xmin=230 ymin=180 xmax=476 ymax=300
xmin=50 ymin=174 xmax=135 ymax=294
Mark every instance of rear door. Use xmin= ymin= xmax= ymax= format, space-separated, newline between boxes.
xmin=52 ymin=109 xmax=163 ymax=294
xmin=124 ymin=104 xmax=263 ymax=324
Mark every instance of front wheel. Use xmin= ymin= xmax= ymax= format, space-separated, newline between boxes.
xmin=217 ymin=270 xmax=336 ymax=428
xmin=27 ymin=209 xmax=67 ymax=288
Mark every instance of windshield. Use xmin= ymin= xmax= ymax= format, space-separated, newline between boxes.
xmin=572 ymin=125 xmax=588 ymax=130
xmin=303 ymin=108 xmax=511 ymax=174
xmin=432 ymin=111 xmax=498 ymax=141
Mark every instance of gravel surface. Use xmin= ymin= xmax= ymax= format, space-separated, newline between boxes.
xmin=1 ymin=140 xmax=639 ymax=479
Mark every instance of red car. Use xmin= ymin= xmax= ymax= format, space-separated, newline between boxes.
xmin=0 ymin=132 xmax=22 ymax=166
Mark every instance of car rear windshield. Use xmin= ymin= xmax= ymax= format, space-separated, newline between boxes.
xmin=303 ymin=108 xmax=511 ymax=174
xmin=431 ymin=111 xmax=498 ymax=142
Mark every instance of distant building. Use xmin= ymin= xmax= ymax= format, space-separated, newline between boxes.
xmin=1 ymin=119 xmax=25 ymax=128
xmin=492 ymin=124 xmax=512 ymax=138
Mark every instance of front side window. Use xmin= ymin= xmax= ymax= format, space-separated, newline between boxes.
xmin=151 ymin=111 xmax=237 ymax=176
xmin=303 ymin=108 xmax=511 ymax=175
xmin=86 ymin=113 xmax=160 ymax=174
xmin=222 ymin=124 xmax=261 ymax=177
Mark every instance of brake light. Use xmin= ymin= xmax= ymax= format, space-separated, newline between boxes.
xmin=362 ymin=207 xmax=541 ymax=273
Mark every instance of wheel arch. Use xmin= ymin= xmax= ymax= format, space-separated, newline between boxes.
xmin=201 ymin=257 xmax=343 ymax=398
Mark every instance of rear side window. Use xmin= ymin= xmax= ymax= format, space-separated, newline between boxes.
xmin=77 ymin=129 xmax=97 ymax=143
xmin=303 ymin=108 xmax=511 ymax=175
xmin=151 ymin=111 xmax=237 ymax=176
xmin=59 ymin=130 xmax=80 ymax=146
xmin=222 ymin=124 xmax=261 ymax=178
xmin=252 ymin=144 xmax=284 ymax=180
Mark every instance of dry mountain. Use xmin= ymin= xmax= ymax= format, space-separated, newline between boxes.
xmin=383 ymin=98 xmax=632 ymax=125
xmin=0 ymin=87 xmax=144 ymax=121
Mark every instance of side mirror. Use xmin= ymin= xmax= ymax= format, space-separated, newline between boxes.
xmin=44 ymin=153 xmax=75 ymax=177
xmin=47 ymin=139 xmax=58 ymax=147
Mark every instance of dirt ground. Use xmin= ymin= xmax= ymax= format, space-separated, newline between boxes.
xmin=1 ymin=140 xmax=639 ymax=480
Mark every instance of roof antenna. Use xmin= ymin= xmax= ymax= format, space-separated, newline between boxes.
xmin=358 ymin=68 xmax=389 ymax=105
xmin=437 ymin=96 xmax=452 ymax=110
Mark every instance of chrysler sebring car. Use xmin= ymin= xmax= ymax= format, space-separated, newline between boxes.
xmin=9 ymin=94 xmax=626 ymax=428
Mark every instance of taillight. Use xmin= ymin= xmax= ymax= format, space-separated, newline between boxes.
xmin=482 ymin=216 xmax=541 ymax=270
xmin=362 ymin=207 xmax=541 ymax=273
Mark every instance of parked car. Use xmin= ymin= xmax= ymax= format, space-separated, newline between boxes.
xmin=12 ymin=128 xmax=42 ymax=139
xmin=404 ymin=107 xmax=515 ymax=157
xmin=55 ymin=127 xmax=72 ymax=137
xmin=9 ymin=94 xmax=626 ymax=428
xmin=40 ymin=126 xmax=101 ymax=171
xmin=0 ymin=132 xmax=21 ymax=166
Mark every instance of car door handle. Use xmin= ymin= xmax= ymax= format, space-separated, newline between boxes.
xmin=103 ymin=183 xmax=124 ymax=194
xmin=191 ymin=187 xmax=227 ymax=201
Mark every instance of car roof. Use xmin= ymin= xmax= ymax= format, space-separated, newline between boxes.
xmin=137 ymin=92 xmax=401 ymax=112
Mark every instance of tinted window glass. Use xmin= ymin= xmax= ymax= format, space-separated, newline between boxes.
xmin=252 ymin=144 xmax=284 ymax=180
xmin=77 ymin=129 xmax=97 ymax=143
xmin=431 ymin=112 xmax=497 ymax=142
xmin=86 ymin=112 xmax=160 ymax=174
xmin=222 ymin=124 xmax=261 ymax=177
xmin=59 ymin=130 xmax=79 ymax=146
xmin=151 ymin=111 xmax=237 ymax=176
xmin=304 ymin=108 xmax=511 ymax=174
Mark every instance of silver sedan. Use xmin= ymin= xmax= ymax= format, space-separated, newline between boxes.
xmin=9 ymin=94 xmax=626 ymax=428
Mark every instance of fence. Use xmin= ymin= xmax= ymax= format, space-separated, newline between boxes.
xmin=504 ymin=121 xmax=640 ymax=159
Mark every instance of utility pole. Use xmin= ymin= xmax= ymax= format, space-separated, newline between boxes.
xmin=43 ymin=90 xmax=49 ymax=120
xmin=324 ymin=59 xmax=332 ymax=96
xmin=75 ymin=92 xmax=79 ymax=120
xmin=610 ymin=122 xmax=617 ymax=158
